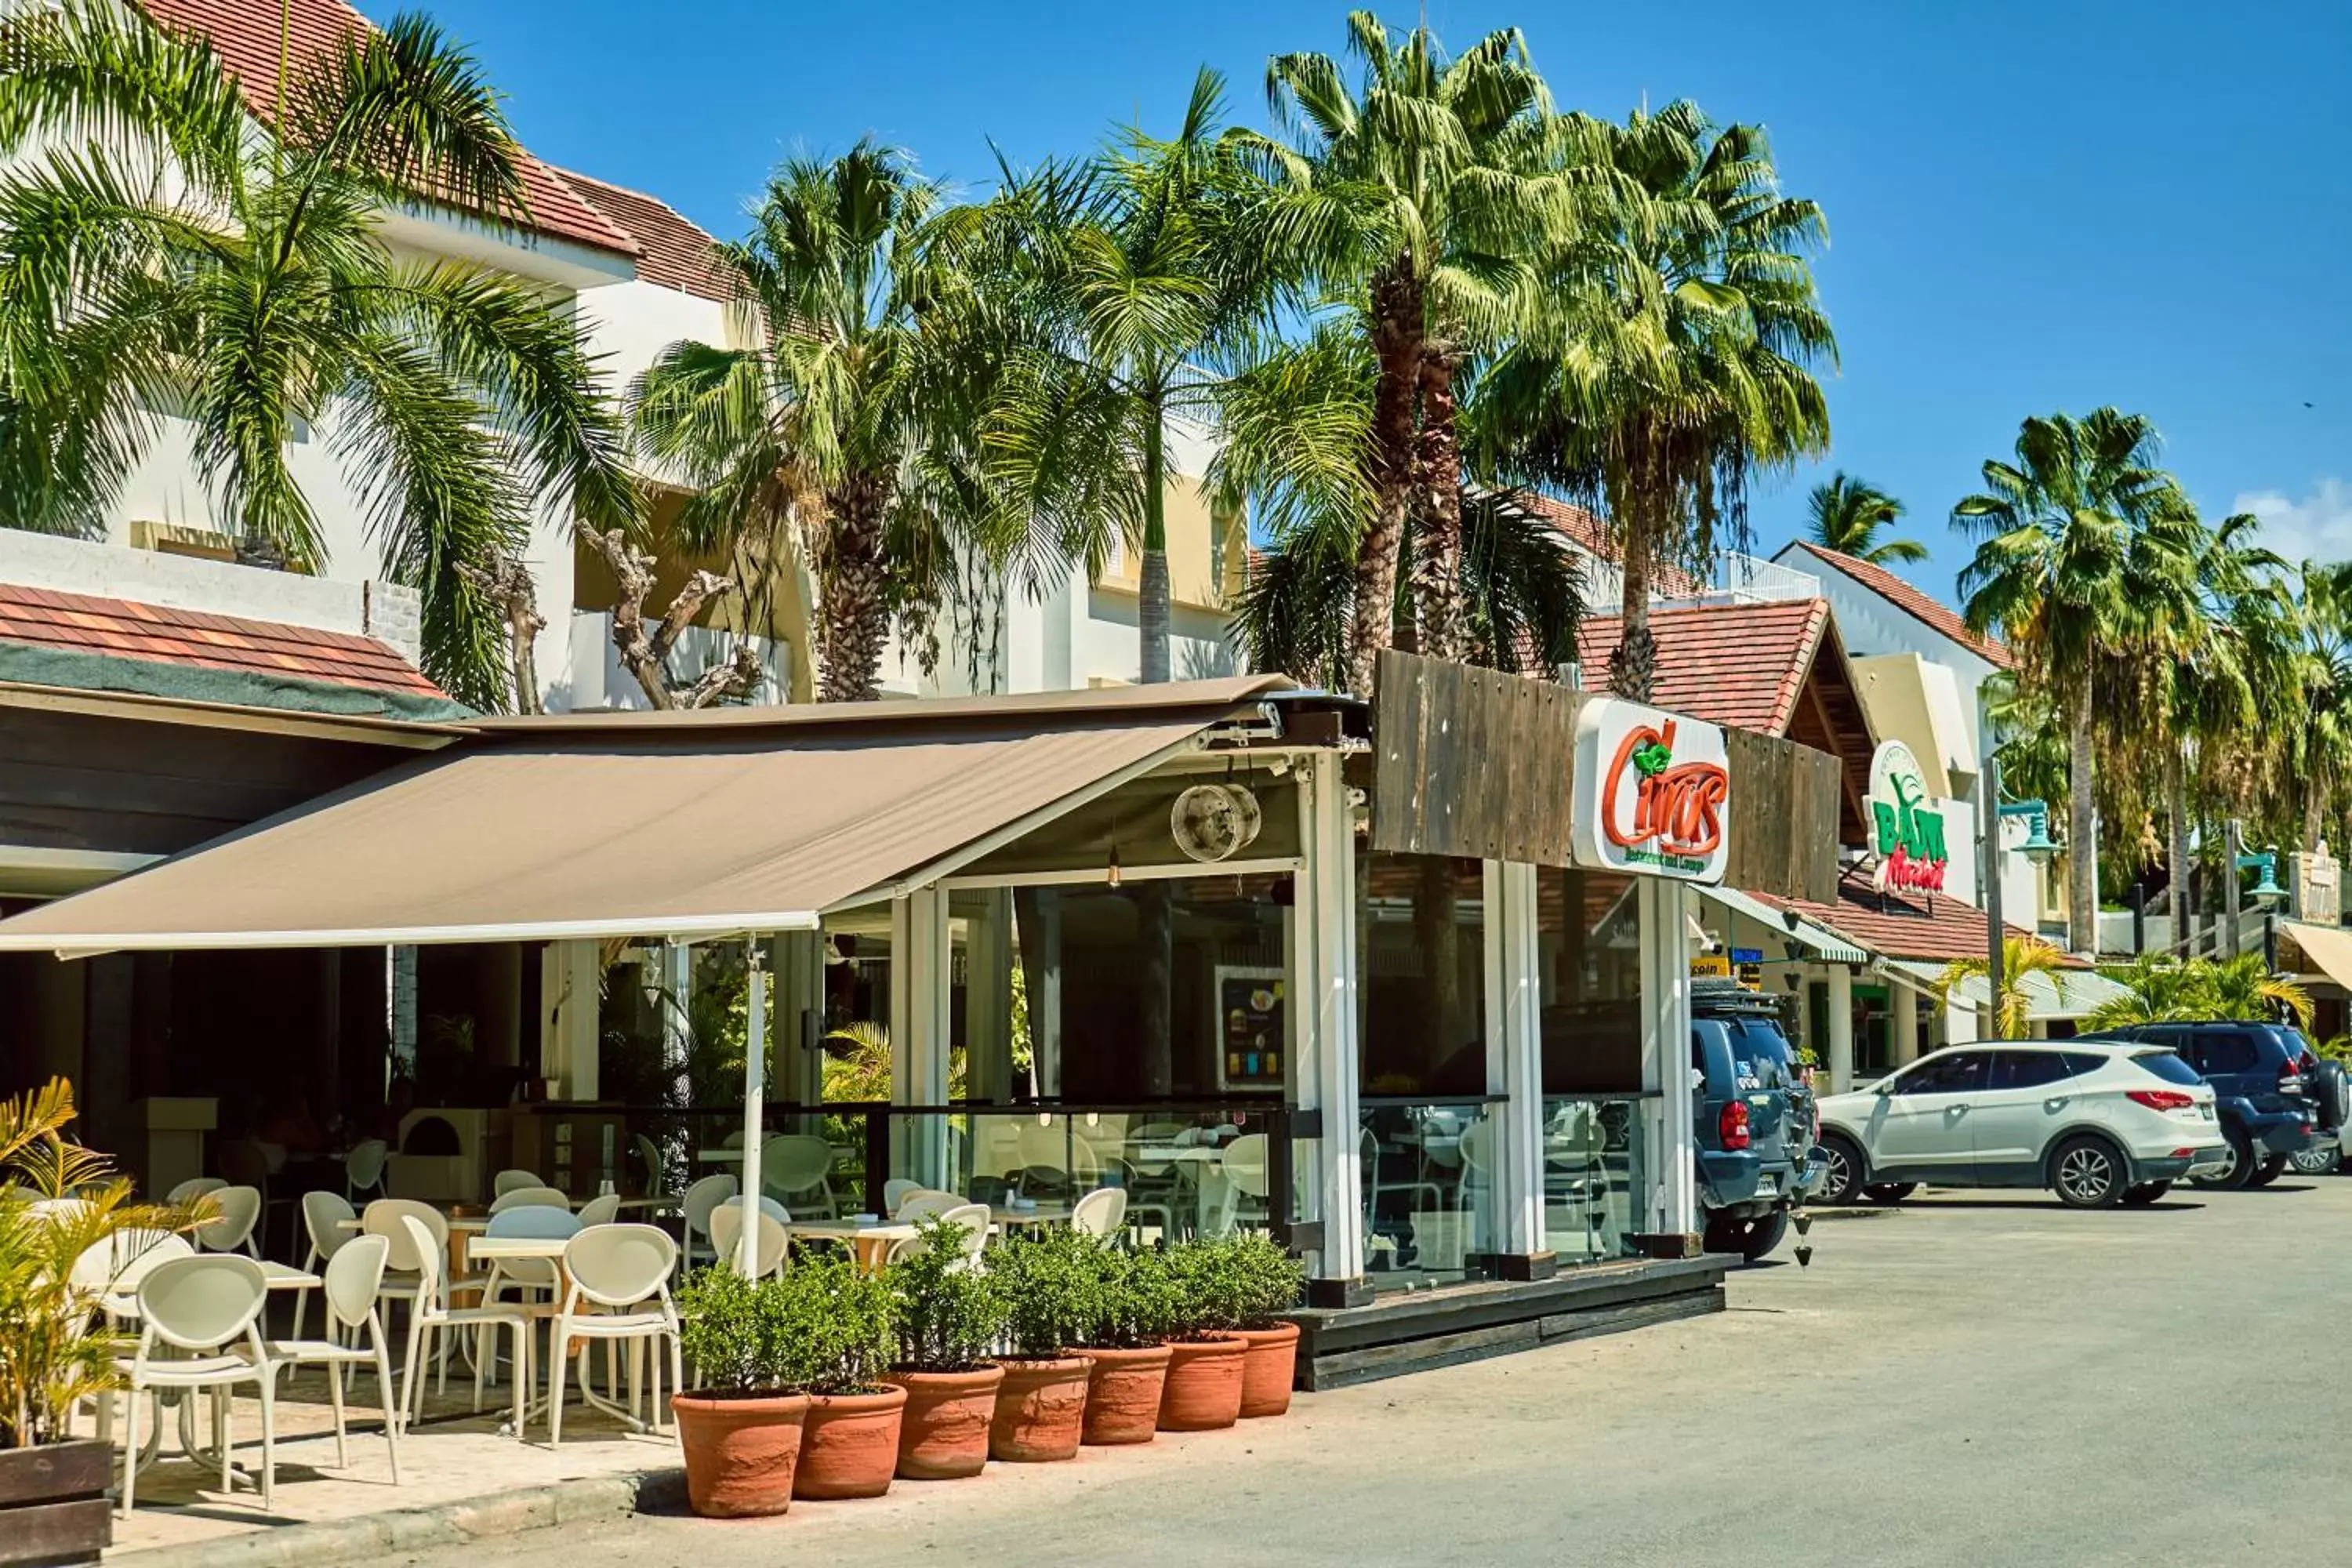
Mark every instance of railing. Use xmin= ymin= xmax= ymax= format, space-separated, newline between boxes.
xmin=1358 ymin=1094 xmax=1503 ymax=1289
xmin=1541 ymin=1095 xmax=1650 ymax=1261
xmin=1584 ymin=551 xmax=1823 ymax=614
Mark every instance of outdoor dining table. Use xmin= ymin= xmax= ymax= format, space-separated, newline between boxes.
xmin=339 ymin=1211 xmax=486 ymax=1287
xmin=782 ymin=1219 xmax=915 ymax=1272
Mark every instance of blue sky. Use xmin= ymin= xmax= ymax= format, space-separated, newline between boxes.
xmin=368 ymin=1 xmax=2352 ymax=601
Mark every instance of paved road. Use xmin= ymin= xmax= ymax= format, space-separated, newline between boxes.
xmin=413 ymin=1178 xmax=2352 ymax=1566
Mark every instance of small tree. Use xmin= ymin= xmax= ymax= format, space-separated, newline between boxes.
xmin=584 ymin=529 xmax=764 ymax=710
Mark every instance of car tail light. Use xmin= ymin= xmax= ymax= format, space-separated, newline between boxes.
xmin=2280 ymin=1062 xmax=2306 ymax=1095
xmin=1719 ymin=1100 xmax=1751 ymax=1151
xmin=2126 ymin=1090 xmax=2194 ymax=1111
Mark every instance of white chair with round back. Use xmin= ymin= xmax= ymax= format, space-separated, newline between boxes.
xmin=575 ymin=1192 xmax=622 ymax=1228
xmin=881 ymin=1178 xmax=920 ymax=1217
xmin=707 ymin=1203 xmax=789 ymax=1279
xmin=491 ymin=1170 xmax=543 ymax=1199
xmin=167 ymin=1177 xmax=227 ymax=1204
xmin=343 ymin=1138 xmax=389 ymax=1202
xmin=395 ymin=1215 xmax=531 ymax=1432
xmin=195 ymin=1185 xmax=263 ymax=1258
xmin=489 ymin=1185 xmax=571 ymax=1214
xmin=260 ymin=1233 xmax=401 ymax=1482
xmin=291 ymin=1191 xmax=358 ymax=1343
xmin=758 ymin=1134 xmax=838 ymax=1219
xmin=1203 ymin=1134 xmax=1271 ymax=1237
xmin=681 ymin=1173 xmax=738 ymax=1270
xmin=363 ymin=1199 xmax=486 ymax=1377
xmin=119 ymin=1254 xmax=277 ymax=1515
xmin=895 ymin=1190 xmax=961 ymax=1223
xmin=1071 ymin=1185 xmax=1127 ymax=1239
xmin=548 ymin=1225 xmax=681 ymax=1447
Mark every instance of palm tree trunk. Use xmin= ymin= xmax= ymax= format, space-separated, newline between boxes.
xmin=2305 ymin=769 xmax=2328 ymax=855
xmin=1346 ymin=264 xmax=1423 ymax=697
xmin=1139 ymin=390 xmax=1171 ymax=684
xmin=2067 ymin=684 xmax=2097 ymax=956
xmin=1410 ymin=344 xmax=1467 ymax=662
xmin=2167 ymin=752 xmax=2190 ymax=956
xmin=1609 ymin=506 xmax=1658 ymax=702
xmin=817 ymin=477 xmax=891 ymax=702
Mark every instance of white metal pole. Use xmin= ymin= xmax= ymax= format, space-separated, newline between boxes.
xmin=736 ymin=936 xmax=767 ymax=1276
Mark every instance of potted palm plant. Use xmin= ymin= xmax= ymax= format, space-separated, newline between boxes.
xmin=886 ymin=1215 xmax=1007 ymax=1479
xmin=1072 ymin=1240 xmax=1178 ymax=1446
xmin=1 ymin=1081 xmax=197 ymax=1566
xmin=789 ymin=1252 xmax=905 ymax=1500
xmin=1155 ymin=1236 xmax=1254 ymax=1431
xmin=672 ymin=1266 xmax=815 ymax=1518
xmin=983 ymin=1226 xmax=1102 ymax=1462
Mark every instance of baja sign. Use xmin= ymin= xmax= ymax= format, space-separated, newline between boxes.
xmin=1573 ymin=699 xmax=1730 ymax=884
xmin=1868 ymin=739 xmax=1949 ymax=894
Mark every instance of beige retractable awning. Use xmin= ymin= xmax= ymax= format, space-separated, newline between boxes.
xmin=2282 ymin=921 xmax=2352 ymax=990
xmin=0 ymin=676 xmax=1290 ymax=953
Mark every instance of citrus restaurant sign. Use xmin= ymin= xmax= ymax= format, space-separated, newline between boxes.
xmin=1573 ymin=699 xmax=1730 ymax=884
xmin=1868 ymin=739 xmax=1949 ymax=894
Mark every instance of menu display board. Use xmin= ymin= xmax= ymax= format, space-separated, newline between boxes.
xmin=1215 ymin=965 xmax=1285 ymax=1091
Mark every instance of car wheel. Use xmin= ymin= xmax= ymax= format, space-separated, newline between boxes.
xmin=2050 ymin=1134 xmax=2129 ymax=1208
xmin=2121 ymin=1181 xmax=2172 ymax=1206
xmin=2189 ymin=1130 xmax=2255 ymax=1190
xmin=1817 ymin=1134 xmax=1866 ymax=1205
xmin=2289 ymin=1145 xmax=2339 ymax=1176
xmin=1861 ymin=1181 xmax=1918 ymax=1205
xmin=1701 ymin=1210 xmax=1790 ymax=1261
xmin=2246 ymin=1153 xmax=2291 ymax=1188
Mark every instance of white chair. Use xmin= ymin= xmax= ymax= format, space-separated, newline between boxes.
xmin=1071 ymin=1186 xmax=1127 ymax=1239
xmin=363 ymin=1200 xmax=487 ymax=1375
xmin=575 ymin=1192 xmax=622 ymax=1227
xmin=881 ymin=1178 xmax=921 ymax=1216
xmin=492 ymin=1170 xmax=543 ymax=1199
xmin=344 ymin=1138 xmax=390 ymax=1201
xmin=194 ymin=1185 xmax=263 ymax=1258
xmin=681 ymin=1174 xmax=738 ymax=1269
xmin=1543 ymin=1104 xmax=1611 ymax=1258
xmin=395 ymin=1216 xmax=531 ymax=1432
xmin=167 ymin=1177 xmax=227 ymax=1204
xmin=291 ymin=1191 xmax=358 ymax=1342
xmin=758 ymin=1135 xmax=838 ymax=1219
xmin=895 ymin=1190 xmax=963 ymax=1223
xmin=1203 ymin=1134 xmax=1270 ymax=1237
xmin=548 ymin=1225 xmax=681 ymax=1447
xmin=633 ymin=1134 xmax=667 ymax=1198
xmin=259 ymin=1234 xmax=402 ymax=1483
xmin=478 ymin=1207 xmax=582 ymax=1382
xmin=119 ymin=1254 xmax=278 ymax=1515
xmin=707 ymin=1203 xmax=789 ymax=1278
xmin=489 ymin=1185 xmax=571 ymax=1214
xmin=885 ymin=1203 xmax=991 ymax=1269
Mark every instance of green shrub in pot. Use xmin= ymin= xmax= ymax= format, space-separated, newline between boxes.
xmin=982 ymin=1226 xmax=1102 ymax=1462
xmin=1080 ymin=1241 xmax=1181 ymax=1350
xmin=887 ymin=1216 xmax=1010 ymax=1479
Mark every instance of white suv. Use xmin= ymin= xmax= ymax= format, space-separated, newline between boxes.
xmin=1815 ymin=1042 xmax=2231 ymax=1208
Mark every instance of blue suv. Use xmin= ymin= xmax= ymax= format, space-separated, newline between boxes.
xmin=2084 ymin=1022 xmax=2347 ymax=1189
xmin=1692 ymin=980 xmax=1824 ymax=1259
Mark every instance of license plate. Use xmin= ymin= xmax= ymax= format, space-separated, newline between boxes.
xmin=1755 ymin=1174 xmax=1777 ymax=1196
xmin=2199 ymin=1105 xmax=2215 ymax=1120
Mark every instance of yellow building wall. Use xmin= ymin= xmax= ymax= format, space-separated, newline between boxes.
xmin=1095 ymin=474 xmax=1245 ymax=612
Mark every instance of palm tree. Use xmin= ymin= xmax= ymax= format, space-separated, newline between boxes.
xmin=1232 ymin=13 xmax=1577 ymax=688
xmin=2194 ymin=953 xmax=2314 ymax=1031
xmin=2082 ymin=954 xmax=2205 ymax=1029
xmin=0 ymin=1 xmax=637 ymax=710
xmin=956 ymin=70 xmax=1269 ymax=685
xmin=1806 ymin=473 xmax=1926 ymax=564
xmin=1479 ymin=102 xmax=1836 ymax=701
xmin=1936 ymin=936 xmax=2073 ymax=1038
xmin=2290 ymin=561 xmax=2352 ymax=851
xmin=632 ymin=142 xmax=966 ymax=703
xmin=1953 ymin=409 xmax=2194 ymax=954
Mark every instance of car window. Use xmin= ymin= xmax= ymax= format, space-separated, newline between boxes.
xmin=2130 ymin=1050 xmax=2203 ymax=1087
xmin=2060 ymin=1053 xmax=2109 ymax=1079
xmin=2200 ymin=1033 xmax=2260 ymax=1074
xmin=1990 ymin=1051 xmax=2076 ymax=1091
xmin=1891 ymin=1051 xmax=1990 ymax=1095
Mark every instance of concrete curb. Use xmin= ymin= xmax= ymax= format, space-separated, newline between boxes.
xmin=111 ymin=1467 xmax=685 ymax=1567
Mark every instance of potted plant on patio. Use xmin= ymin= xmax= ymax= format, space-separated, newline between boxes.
xmin=0 ymin=1080 xmax=198 ymax=1565
xmin=1155 ymin=1236 xmax=1254 ymax=1430
xmin=672 ymin=1265 xmax=815 ymax=1518
xmin=1072 ymin=1240 xmax=1179 ymax=1446
xmin=1225 ymin=1234 xmax=1305 ymax=1417
xmin=886 ymin=1215 xmax=1007 ymax=1479
xmin=789 ymin=1252 xmax=905 ymax=1500
xmin=983 ymin=1226 xmax=1102 ymax=1462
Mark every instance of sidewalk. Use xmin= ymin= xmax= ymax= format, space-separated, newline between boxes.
xmin=107 ymin=1367 xmax=678 ymax=1562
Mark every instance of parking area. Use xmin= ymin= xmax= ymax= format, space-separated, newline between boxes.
xmin=390 ymin=1177 xmax=2352 ymax=1568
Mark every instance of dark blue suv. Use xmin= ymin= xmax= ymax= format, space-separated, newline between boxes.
xmin=2085 ymin=1022 xmax=2347 ymax=1189
xmin=1692 ymin=980 xmax=1824 ymax=1259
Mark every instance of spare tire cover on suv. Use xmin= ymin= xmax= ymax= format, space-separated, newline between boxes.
xmin=2312 ymin=1057 xmax=2351 ymax=1131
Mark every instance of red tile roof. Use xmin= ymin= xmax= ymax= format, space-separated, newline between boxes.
xmin=0 ymin=584 xmax=448 ymax=700
xmin=1506 ymin=492 xmax=1703 ymax=597
xmin=1575 ymin=598 xmax=1831 ymax=735
xmin=553 ymin=168 xmax=735 ymax=303
xmin=1784 ymin=542 xmax=2014 ymax=671
xmin=134 ymin=0 xmax=637 ymax=260
xmin=1757 ymin=880 xmax=2071 ymax=965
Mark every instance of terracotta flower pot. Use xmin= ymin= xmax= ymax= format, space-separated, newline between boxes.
xmin=1157 ymin=1335 xmax=1247 ymax=1432
xmin=891 ymin=1364 xmax=1004 ymax=1480
xmin=670 ymin=1391 xmax=809 ymax=1519
xmin=793 ymin=1386 xmax=909 ymax=1500
xmin=1236 ymin=1322 xmax=1301 ymax=1418
xmin=1077 ymin=1344 xmax=1172 ymax=1446
xmin=989 ymin=1356 xmax=1091 ymax=1463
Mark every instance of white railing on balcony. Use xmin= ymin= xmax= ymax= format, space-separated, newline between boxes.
xmin=1584 ymin=552 xmax=1821 ymax=615
xmin=566 ymin=610 xmax=789 ymax=712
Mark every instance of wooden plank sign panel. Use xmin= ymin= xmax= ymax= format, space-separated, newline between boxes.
xmin=1722 ymin=726 xmax=1840 ymax=905
xmin=1370 ymin=650 xmax=1580 ymax=866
